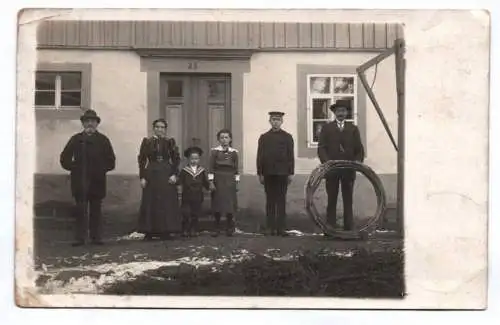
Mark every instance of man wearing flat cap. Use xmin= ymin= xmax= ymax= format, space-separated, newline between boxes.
xmin=60 ymin=109 xmax=116 ymax=246
xmin=256 ymin=111 xmax=295 ymax=236
xmin=317 ymin=100 xmax=365 ymax=231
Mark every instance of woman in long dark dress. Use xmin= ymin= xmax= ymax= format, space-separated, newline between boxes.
xmin=138 ymin=118 xmax=181 ymax=240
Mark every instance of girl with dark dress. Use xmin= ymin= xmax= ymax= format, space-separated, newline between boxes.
xmin=178 ymin=146 xmax=213 ymax=237
xmin=137 ymin=118 xmax=181 ymax=240
xmin=208 ymin=129 xmax=240 ymax=237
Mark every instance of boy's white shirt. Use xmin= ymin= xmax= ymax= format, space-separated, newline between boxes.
xmin=207 ymin=145 xmax=240 ymax=182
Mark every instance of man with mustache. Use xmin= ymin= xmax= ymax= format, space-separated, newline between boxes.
xmin=60 ymin=109 xmax=116 ymax=246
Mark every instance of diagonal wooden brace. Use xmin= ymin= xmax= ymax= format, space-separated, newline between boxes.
xmin=356 ymin=45 xmax=399 ymax=152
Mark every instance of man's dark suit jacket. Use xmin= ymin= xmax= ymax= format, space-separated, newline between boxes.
xmin=317 ymin=121 xmax=365 ymax=164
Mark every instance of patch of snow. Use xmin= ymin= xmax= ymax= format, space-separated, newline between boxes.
xmin=173 ymin=245 xmax=220 ymax=251
xmin=234 ymin=228 xmax=264 ymax=236
xmin=286 ymin=229 xmax=325 ymax=236
xmin=335 ymin=251 xmax=355 ymax=258
xmin=286 ymin=230 xmax=305 ymax=236
xmin=375 ymin=229 xmax=395 ymax=233
xmin=263 ymin=253 xmax=297 ymax=261
xmin=116 ymin=232 xmax=145 ymax=241
xmin=37 ymin=251 xmax=256 ymax=295
xmin=318 ymin=250 xmax=356 ymax=258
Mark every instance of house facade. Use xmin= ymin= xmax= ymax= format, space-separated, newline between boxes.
xmin=34 ymin=20 xmax=403 ymax=226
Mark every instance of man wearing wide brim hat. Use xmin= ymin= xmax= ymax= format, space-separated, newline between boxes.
xmin=256 ymin=111 xmax=295 ymax=236
xmin=317 ymin=99 xmax=365 ymax=231
xmin=60 ymin=109 xmax=116 ymax=246
xmin=79 ymin=108 xmax=101 ymax=124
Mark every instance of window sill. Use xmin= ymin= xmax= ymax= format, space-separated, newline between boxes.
xmin=298 ymin=142 xmax=319 ymax=158
xmin=35 ymin=107 xmax=84 ymax=120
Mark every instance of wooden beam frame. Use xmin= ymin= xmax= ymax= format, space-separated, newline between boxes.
xmin=356 ymin=38 xmax=405 ymax=237
xmin=394 ymin=38 xmax=406 ymax=237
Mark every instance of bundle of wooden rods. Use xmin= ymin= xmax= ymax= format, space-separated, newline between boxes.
xmin=305 ymin=160 xmax=387 ymax=237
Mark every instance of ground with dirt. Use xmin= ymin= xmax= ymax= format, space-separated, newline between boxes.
xmin=34 ymin=224 xmax=404 ymax=298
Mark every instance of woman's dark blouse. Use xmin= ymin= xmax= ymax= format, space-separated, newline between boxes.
xmin=137 ymin=136 xmax=180 ymax=178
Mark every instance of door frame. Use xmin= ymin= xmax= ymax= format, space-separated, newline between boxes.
xmin=141 ymin=56 xmax=250 ymax=174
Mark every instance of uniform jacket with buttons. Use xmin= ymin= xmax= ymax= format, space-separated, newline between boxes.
xmin=256 ymin=128 xmax=295 ymax=176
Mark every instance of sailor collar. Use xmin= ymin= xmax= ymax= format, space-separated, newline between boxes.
xmin=182 ymin=165 xmax=205 ymax=178
xmin=212 ymin=145 xmax=238 ymax=152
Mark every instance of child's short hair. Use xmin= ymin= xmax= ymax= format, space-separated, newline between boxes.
xmin=183 ymin=146 xmax=203 ymax=158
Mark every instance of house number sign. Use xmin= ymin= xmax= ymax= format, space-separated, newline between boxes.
xmin=188 ymin=61 xmax=199 ymax=70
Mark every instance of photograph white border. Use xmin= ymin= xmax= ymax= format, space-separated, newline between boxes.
xmin=12 ymin=4 xmax=491 ymax=312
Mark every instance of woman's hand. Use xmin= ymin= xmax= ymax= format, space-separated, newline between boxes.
xmin=168 ymin=175 xmax=177 ymax=184
xmin=140 ymin=178 xmax=147 ymax=188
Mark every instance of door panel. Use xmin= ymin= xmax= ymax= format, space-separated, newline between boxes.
xmin=208 ymin=105 xmax=226 ymax=150
xmin=165 ymin=104 xmax=183 ymax=151
xmin=160 ymin=74 xmax=231 ymax=169
xmin=197 ymin=76 xmax=230 ymax=167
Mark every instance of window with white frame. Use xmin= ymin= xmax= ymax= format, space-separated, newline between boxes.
xmin=35 ymin=71 xmax=82 ymax=109
xmin=307 ymin=74 xmax=357 ymax=146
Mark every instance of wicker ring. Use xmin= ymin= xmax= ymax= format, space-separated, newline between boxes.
xmin=305 ymin=160 xmax=387 ymax=237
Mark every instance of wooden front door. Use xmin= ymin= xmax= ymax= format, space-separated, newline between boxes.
xmin=160 ymin=74 xmax=231 ymax=168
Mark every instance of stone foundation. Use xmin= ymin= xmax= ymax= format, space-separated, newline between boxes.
xmin=34 ymin=173 xmax=398 ymax=233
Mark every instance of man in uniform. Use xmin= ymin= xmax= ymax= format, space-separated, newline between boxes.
xmin=256 ymin=111 xmax=295 ymax=236
xmin=317 ymin=100 xmax=364 ymax=231
xmin=60 ymin=109 xmax=116 ymax=246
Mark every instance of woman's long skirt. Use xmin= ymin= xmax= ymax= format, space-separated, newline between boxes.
xmin=211 ymin=171 xmax=238 ymax=215
xmin=139 ymin=161 xmax=181 ymax=234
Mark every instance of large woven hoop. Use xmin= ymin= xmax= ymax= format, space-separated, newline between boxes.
xmin=305 ymin=160 xmax=387 ymax=237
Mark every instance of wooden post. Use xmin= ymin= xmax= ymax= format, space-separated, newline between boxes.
xmin=395 ymin=38 xmax=406 ymax=238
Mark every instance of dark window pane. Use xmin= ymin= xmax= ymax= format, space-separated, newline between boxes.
xmin=61 ymin=91 xmax=82 ymax=107
xmin=312 ymin=98 xmax=331 ymax=119
xmin=208 ymin=81 xmax=225 ymax=99
xmin=35 ymin=91 xmax=56 ymax=106
xmin=167 ymin=80 xmax=183 ymax=97
xmin=60 ymin=72 xmax=82 ymax=90
xmin=313 ymin=121 xmax=327 ymax=142
xmin=35 ymin=72 xmax=56 ymax=90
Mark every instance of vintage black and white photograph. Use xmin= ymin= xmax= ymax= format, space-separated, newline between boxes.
xmin=15 ymin=9 xmax=489 ymax=309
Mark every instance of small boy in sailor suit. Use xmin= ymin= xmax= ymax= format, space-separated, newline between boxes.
xmin=178 ymin=146 xmax=212 ymax=237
